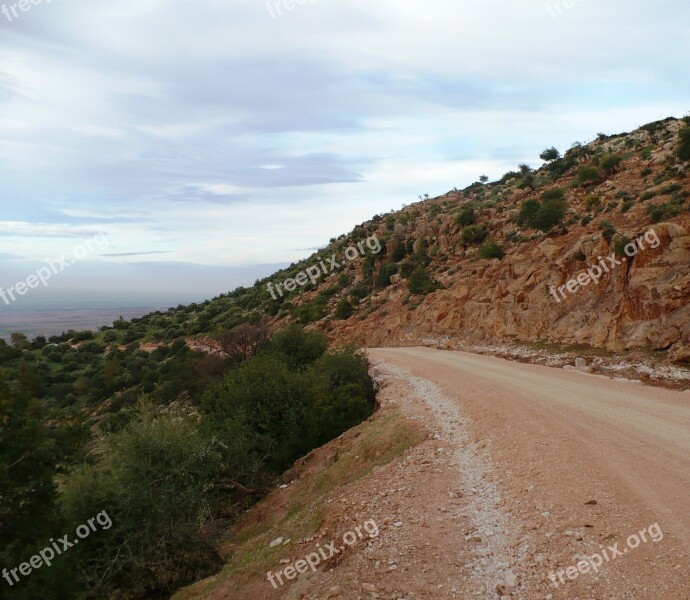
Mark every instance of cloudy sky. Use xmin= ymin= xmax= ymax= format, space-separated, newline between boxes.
xmin=0 ymin=0 xmax=688 ymax=303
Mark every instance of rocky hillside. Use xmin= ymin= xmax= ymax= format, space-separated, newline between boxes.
xmin=269 ymin=117 xmax=690 ymax=363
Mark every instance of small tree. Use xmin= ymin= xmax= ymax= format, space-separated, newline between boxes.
xmin=518 ymin=164 xmax=536 ymax=190
xmin=479 ymin=175 xmax=489 ymax=183
xmin=215 ymin=323 xmax=271 ymax=364
xmin=540 ymin=147 xmax=561 ymax=162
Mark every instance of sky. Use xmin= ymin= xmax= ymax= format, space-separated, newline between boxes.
xmin=0 ymin=0 xmax=689 ymax=304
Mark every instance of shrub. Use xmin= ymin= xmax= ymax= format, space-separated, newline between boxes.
xmin=677 ymin=127 xmax=690 ymax=161
xmin=576 ymin=165 xmax=601 ymax=185
xmin=647 ymin=202 xmax=681 ymax=223
xmin=479 ymin=239 xmax=505 ymax=259
xmin=461 ymin=224 xmax=488 ymax=244
xmin=599 ymin=221 xmax=617 ymax=242
xmin=518 ymin=199 xmax=540 ymax=226
xmin=581 ymin=215 xmax=593 ymax=225
xmin=518 ymin=164 xmax=536 ymax=189
xmin=408 ymin=267 xmax=439 ymax=295
xmin=391 ymin=240 xmax=407 ymax=262
xmin=601 ymin=154 xmax=623 ymax=173
xmin=61 ymin=402 xmax=225 ymax=599
xmin=621 ymin=198 xmax=634 ymax=212
xmin=531 ymin=198 xmax=567 ymax=231
xmin=399 ymin=260 xmax=415 ymax=278
xmin=542 ymin=187 xmax=565 ymax=202
xmin=334 ymin=299 xmax=354 ymax=320
xmin=547 ymin=156 xmax=577 ymax=177
xmin=612 ymin=235 xmax=632 ymax=257
xmin=519 ymin=196 xmax=566 ymax=231
xmin=374 ymin=263 xmax=398 ymax=289
xmin=454 ymin=207 xmax=477 ymax=227
xmin=585 ymin=194 xmax=601 ymax=210
xmin=266 ymin=325 xmax=328 ymax=370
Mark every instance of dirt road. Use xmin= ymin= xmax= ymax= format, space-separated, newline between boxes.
xmin=369 ymin=347 xmax=690 ymax=599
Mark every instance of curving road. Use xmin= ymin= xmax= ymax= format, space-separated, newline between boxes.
xmin=369 ymin=347 xmax=690 ymax=599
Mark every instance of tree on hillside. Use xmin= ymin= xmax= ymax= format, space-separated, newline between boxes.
xmin=214 ymin=323 xmax=271 ymax=363
xmin=540 ymin=147 xmax=561 ymax=162
xmin=518 ymin=164 xmax=536 ymax=190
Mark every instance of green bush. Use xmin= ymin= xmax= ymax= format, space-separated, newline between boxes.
xmin=61 ymin=402 xmax=225 ymax=599
xmin=391 ymin=240 xmax=407 ymax=262
xmin=547 ymin=156 xmax=577 ymax=177
xmin=519 ymin=197 xmax=566 ymax=231
xmin=600 ymin=154 xmax=623 ymax=173
xmin=454 ymin=207 xmax=477 ymax=227
xmin=612 ymin=235 xmax=632 ymax=257
xmin=576 ymin=165 xmax=601 ymax=185
xmin=375 ymin=263 xmax=398 ymax=289
xmin=479 ymin=239 xmax=505 ymax=259
xmin=266 ymin=325 xmax=327 ymax=370
xmin=542 ymin=187 xmax=565 ymax=202
xmin=408 ymin=267 xmax=439 ymax=295
xmin=518 ymin=199 xmax=540 ymax=226
xmin=599 ymin=221 xmax=617 ymax=242
xmin=461 ymin=224 xmax=488 ymax=244
xmin=585 ymin=194 xmax=601 ymax=210
xmin=621 ymin=199 xmax=634 ymax=213
xmin=647 ymin=202 xmax=681 ymax=223
xmin=532 ymin=198 xmax=567 ymax=231
xmin=334 ymin=298 xmax=354 ymax=320
xmin=677 ymin=127 xmax=690 ymax=161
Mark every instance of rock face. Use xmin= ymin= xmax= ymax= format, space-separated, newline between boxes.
xmin=327 ymin=220 xmax=690 ymax=361
xmin=277 ymin=118 xmax=690 ymax=362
